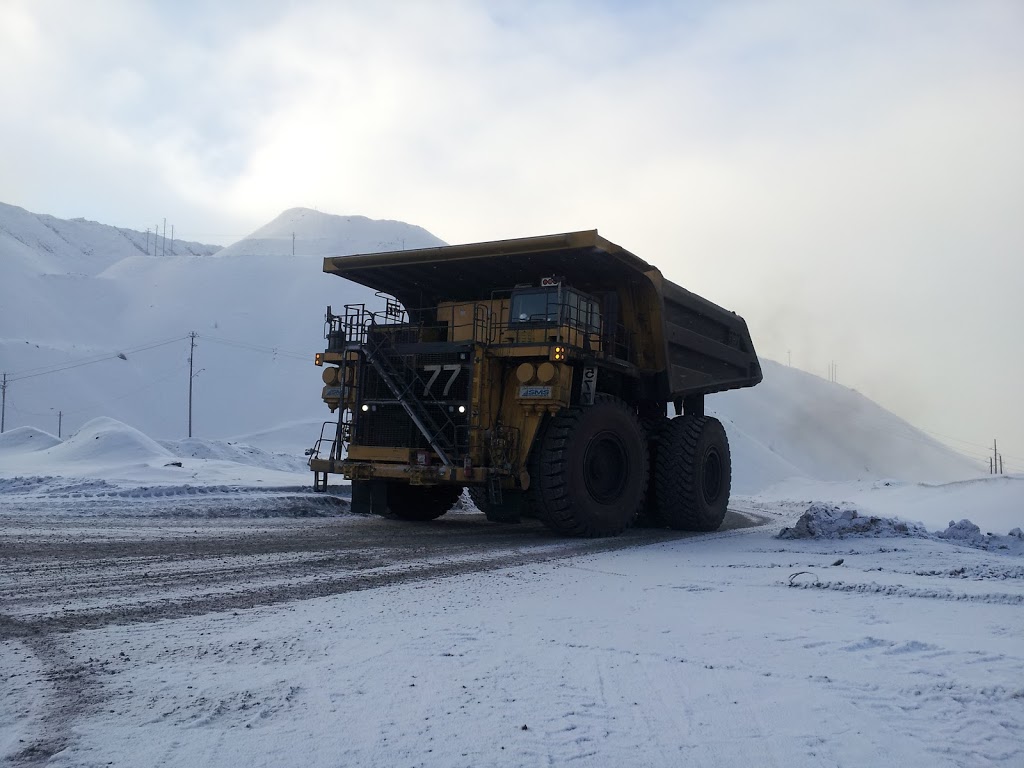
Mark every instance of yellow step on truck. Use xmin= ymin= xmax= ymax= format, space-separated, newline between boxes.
xmin=309 ymin=230 xmax=761 ymax=537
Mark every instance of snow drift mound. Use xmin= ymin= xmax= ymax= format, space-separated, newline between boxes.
xmin=160 ymin=437 xmax=308 ymax=473
xmin=778 ymin=503 xmax=926 ymax=539
xmin=47 ymin=417 xmax=174 ymax=465
xmin=0 ymin=426 xmax=62 ymax=454
xmin=229 ymin=420 xmax=325 ymax=457
xmin=779 ymin=503 xmax=1024 ymax=555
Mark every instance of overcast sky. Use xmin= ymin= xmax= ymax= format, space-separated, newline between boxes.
xmin=2 ymin=0 xmax=1022 ymax=467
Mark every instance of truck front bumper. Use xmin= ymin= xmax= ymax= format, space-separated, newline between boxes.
xmin=310 ymin=458 xmax=507 ymax=487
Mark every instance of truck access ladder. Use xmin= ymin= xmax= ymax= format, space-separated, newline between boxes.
xmin=361 ymin=331 xmax=456 ymax=467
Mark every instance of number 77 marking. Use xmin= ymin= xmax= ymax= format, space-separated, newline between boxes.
xmin=422 ymin=364 xmax=462 ymax=397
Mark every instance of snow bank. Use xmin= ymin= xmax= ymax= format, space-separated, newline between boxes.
xmin=937 ymin=518 xmax=1024 ymax=552
xmin=779 ymin=503 xmax=1024 ymax=555
xmin=47 ymin=417 xmax=174 ymax=465
xmin=0 ymin=417 xmax=318 ymax=502
xmin=160 ymin=437 xmax=307 ymax=473
xmin=0 ymin=426 xmax=61 ymax=454
xmin=228 ymin=420 xmax=324 ymax=457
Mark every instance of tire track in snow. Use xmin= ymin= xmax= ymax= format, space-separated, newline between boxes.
xmin=786 ymin=579 xmax=1024 ymax=605
xmin=0 ymin=509 xmax=769 ymax=639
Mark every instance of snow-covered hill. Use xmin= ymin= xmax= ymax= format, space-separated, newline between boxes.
xmin=709 ymin=359 xmax=980 ymax=492
xmin=0 ymin=201 xmax=219 ymax=278
xmin=213 ymin=208 xmax=445 ymax=259
xmin=0 ymin=204 xmax=441 ymax=443
xmin=0 ymin=202 xmax=982 ymax=492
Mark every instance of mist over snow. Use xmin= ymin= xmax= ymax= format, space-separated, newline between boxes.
xmin=709 ymin=359 xmax=980 ymax=492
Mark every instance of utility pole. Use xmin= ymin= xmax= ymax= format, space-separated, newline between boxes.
xmin=999 ymin=454 xmax=1004 ymax=474
xmin=994 ymin=439 xmax=998 ymax=475
xmin=1 ymin=373 xmax=6 ymax=433
xmin=57 ymin=410 xmax=62 ymax=439
xmin=188 ymin=332 xmax=196 ymax=438
xmin=162 ymin=218 xmax=167 ymax=257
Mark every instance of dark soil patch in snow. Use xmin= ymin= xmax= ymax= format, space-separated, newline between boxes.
xmin=779 ymin=503 xmax=1024 ymax=556
xmin=778 ymin=504 xmax=926 ymax=540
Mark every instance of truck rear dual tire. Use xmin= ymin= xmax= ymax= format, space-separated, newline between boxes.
xmin=635 ymin=416 xmax=671 ymax=528
xmin=528 ymin=395 xmax=648 ymax=538
xmin=654 ymin=415 xmax=731 ymax=531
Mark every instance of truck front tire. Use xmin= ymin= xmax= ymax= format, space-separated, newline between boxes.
xmin=655 ymin=415 xmax=731 ymax=531
xmin=528 ymin=395 xmax=648 ymax=537
xmin=468 ymin=487 xmax=528 ymax=523
xmin=386 ymin=482 xmax=463 ymax=521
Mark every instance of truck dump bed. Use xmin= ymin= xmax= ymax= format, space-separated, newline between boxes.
xmin=323 ymin=230 xmax=761 ymax=398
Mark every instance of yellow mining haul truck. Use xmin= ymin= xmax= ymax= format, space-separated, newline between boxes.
xmin=309 ymin=230 xmax=762 ymax=537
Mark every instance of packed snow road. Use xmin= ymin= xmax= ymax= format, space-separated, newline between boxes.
xmin=0 ymin=508 xmax=765 ymax=638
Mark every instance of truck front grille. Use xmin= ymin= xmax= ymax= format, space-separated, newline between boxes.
xmin=354 ymin=346 xmax=472 ymax=456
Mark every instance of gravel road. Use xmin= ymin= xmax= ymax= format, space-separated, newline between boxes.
xmin=0 ymin=505 xmax=766 ymax=639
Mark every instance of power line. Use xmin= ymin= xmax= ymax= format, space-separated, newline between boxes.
xmin=10 ymin=348 xmax=128 ymax=378
xmin=199 ymin=334 xmax=309 ymax=361
xmin=915 ymin=426 xmax=1024 ymax=464
xmin=7 ymin=336 xmax=189 ymax=382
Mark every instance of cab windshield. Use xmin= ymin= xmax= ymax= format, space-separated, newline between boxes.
xmin=509 ymin=289 xmax=559 ymax=324
xmin=508 ymin=287 xmax=602 ymax=332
